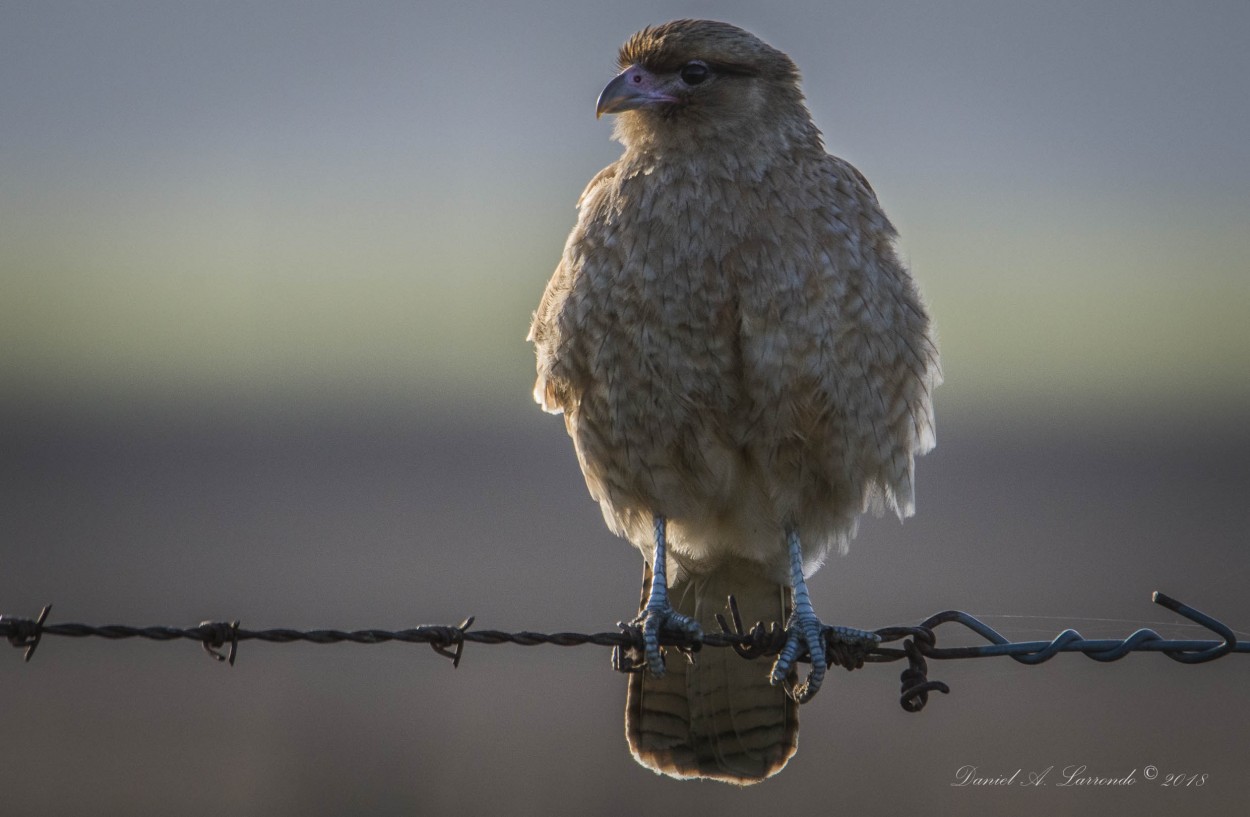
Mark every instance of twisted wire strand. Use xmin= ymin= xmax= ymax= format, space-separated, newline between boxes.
xmin=1 ymin=591 xmax=1241 ymax=712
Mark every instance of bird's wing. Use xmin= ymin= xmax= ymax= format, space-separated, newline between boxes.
xmin=527 ymin=163 xmax=621 ymax=415
xmin=736 ymin=154 xmax=941 ymax=537
xmin=817 ymin=156 xmax=941 ymax=517
xmin=528 ymin=255 xmax=576 ymax=414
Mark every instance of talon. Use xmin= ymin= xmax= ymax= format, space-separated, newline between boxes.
xmin=770 ymin=528 xmax=829 ymax=702
xmin=770 ymin=609 xmax=827 ymax=702
xmin=630 ymin=515 xmax=703 ymax=678
xmin=637 ymin=605 xmax=702 ymax=677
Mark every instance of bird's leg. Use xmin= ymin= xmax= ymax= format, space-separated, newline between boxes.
xmin=635 ymin=515 xmax=702 ymax=677
xmin=770 ymin=528 xmax=828 ymax=702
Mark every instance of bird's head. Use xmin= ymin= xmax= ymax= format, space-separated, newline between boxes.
xmin=596 ymin=20 xmax=811 ymax=152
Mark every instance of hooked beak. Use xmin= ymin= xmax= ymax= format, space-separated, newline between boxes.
xmin=596 ymin=64 xmax=679 ymax=118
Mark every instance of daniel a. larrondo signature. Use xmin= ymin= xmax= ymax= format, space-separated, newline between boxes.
xmin=952 ymin=764 xmax=1208 ymax=788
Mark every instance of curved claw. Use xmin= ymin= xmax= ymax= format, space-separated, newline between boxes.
xmin=770 ymin=610 xmax=827 ymax=702
xmin=638 ymin=606 xmax=702 ymax=677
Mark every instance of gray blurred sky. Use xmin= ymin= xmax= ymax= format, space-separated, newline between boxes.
xmin=2 ymin=0 xmax=1249 ymax=421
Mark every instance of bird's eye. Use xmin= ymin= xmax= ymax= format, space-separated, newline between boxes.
xmin=679 ymin=61 xmax=710 ymax=86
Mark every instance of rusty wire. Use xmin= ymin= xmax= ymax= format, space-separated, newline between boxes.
xmin=1 ymin=591 xmax=1241 ymax=713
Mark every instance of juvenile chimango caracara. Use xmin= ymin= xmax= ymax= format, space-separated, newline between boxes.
xmin=529 ymin=20 xmax=941 ymax=784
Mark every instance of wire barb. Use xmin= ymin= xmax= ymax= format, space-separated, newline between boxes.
xmin=715 ymin=594 xmax=788 ymax=660
xmin=610 ymin=620 xmax=645 ymax=674
xmin=1 ymin=604 xmax=52 ymax=662
xmin=198 ymin=620 xmax=240 ymax=665
xmin=823 ymin=625 xmax=881 ymax=672
xmin=426 ymin=616 xmax=475 ymax=668
xmin=899 ymin=631 xmax=950 ymax=712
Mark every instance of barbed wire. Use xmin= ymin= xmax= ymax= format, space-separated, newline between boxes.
xmin=1 ymin=591 xmax=1241 ymax=713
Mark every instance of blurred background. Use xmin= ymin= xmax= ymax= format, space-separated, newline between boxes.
xmin=2 ymin=1 xmax=1246 ymax=815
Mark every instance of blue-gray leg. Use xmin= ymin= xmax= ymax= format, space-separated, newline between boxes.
xmin=770 ymin=528 xmax=827 ymax=702
xmin=637 ymin=515 xmax=702 ymax=676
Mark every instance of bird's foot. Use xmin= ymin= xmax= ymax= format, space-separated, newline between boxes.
xmin=616 ymin=515 xmax=702 ymax=677
xmin=633 ymin=603 xmax=702 ymax=677
xmin=770 ymin=606 xmax=828 ymax=703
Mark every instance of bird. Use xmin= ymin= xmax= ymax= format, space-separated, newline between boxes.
xmin=528 ymin=19 xmax=940 ymax=784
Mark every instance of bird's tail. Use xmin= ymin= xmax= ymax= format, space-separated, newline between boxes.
xmin=625 ymin=560 xmax=797 ymax=784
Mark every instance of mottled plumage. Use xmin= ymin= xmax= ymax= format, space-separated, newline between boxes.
xmin=529 ymin=20 xmax=940 ymax=783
